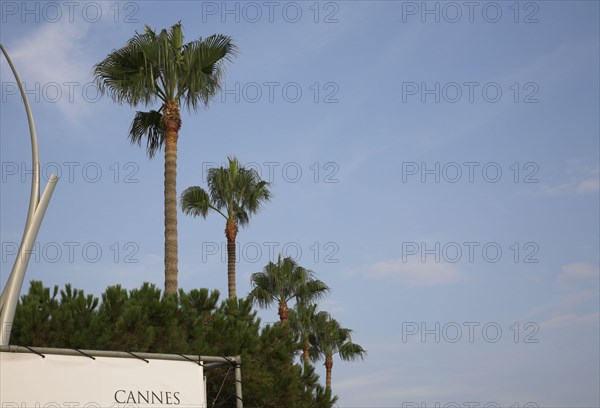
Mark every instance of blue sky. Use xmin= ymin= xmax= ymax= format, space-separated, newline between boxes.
xmin=1 ymin=1 xmax=599 ymax=406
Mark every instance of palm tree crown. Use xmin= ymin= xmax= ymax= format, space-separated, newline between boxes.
xmin=310 ymin=312 xmax=366 ymax=391
xmin=181 ymin=157 xmax=271 ymax=298
xmin=249 ymin=256 xmax=330 ymax=325
xmin=93 ymin=23 xmax=236 ymax=294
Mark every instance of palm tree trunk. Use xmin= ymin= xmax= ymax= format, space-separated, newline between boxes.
xmin=225 ymin=217 xmax=238 ymax=298
xmin=325 ymin=356 xmax=333 ymax=391
xmin=303 ymin=337 xmax=310 ymax=366
xmin=163 ymin=100 xmax=180 ymax=295
xmin=278 ymin=300 xmax=289 ymax=325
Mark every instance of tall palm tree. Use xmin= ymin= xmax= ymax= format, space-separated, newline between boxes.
xmin=180 ymin=157 xmax=271 ymax=298
xmin=310 ymin=312 xmax=366 ymax=391
xmin=93 ymin=23 xmax=236 ymax=295
xmin=249 ymin=256 xmax=329 ymax=325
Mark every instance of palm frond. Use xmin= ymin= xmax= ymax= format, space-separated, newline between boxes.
xmin=129 ymin=110 xmax=164 ymax=158
xmin=180 ymin=186 xmax=211 ymax=218
xmin=298 ymin=279 xmax=330 ymax=304
xmin=339 ymin=342 xmax=366 ymax=362
xmin=248 ymin=269 xmax=277 ymax=308
xmin=93 ymin=28 xmax=162 ymax=106
xmin=178 ymin=34 xmax=237 ymax=110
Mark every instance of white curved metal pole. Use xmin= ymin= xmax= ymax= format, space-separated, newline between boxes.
xmin=0 ymin=44 xmax=41 ymax=241
xmin=0 ymin=44 xmax=57 ymax=346
xmin=0 ymin=175 xmax=58 ymax=345
xmin=0 ymin=44 xmax=41 ymax=309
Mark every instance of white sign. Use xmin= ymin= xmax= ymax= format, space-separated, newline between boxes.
xmin=0 ymin=352 xmax=206 ymax=408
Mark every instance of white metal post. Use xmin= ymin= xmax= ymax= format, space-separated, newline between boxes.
xmin=0 ymin=44 xmax=58 ymax=345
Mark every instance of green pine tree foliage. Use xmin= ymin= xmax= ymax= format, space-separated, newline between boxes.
xmin=10 ymin=281 xmax=337 ymax=407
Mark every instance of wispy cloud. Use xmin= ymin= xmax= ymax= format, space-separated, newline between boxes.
xmin=576 ymin=178 xmax=600 ymax=193
xmin=539 ymin=312 xmax=600 ymax=330
xmin=364 ymin=258 xmax=462 ymax=286
xmin=556 ymin=262 xmax=599 ymax=307
xmin=531 ymin=262 xmax=600 ymax=330
xmin=8 ymin=21 xmax=89 ymax=82
xmin=538 ymin=179 xmax=599 ymax=196
xmin=561 ymin=262 xmax=599 ymax=280
xmin=556 ymin=261 xmax=600 ymax=291
xmin=2 ymin=19 xmax=97 ymax=125
xmin=535 ymin=160 xmax=599 ymax=196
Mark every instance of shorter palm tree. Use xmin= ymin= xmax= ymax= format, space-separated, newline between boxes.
xmin=249 ymin=256 xmax=329 ymax=325
xmin=310 ymin=312 xmax=366 ymax=391
xmin=181 ymin=156 xmax=271 ymax=299
xmin=288 ymin=302 xmax=319 ymax=367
